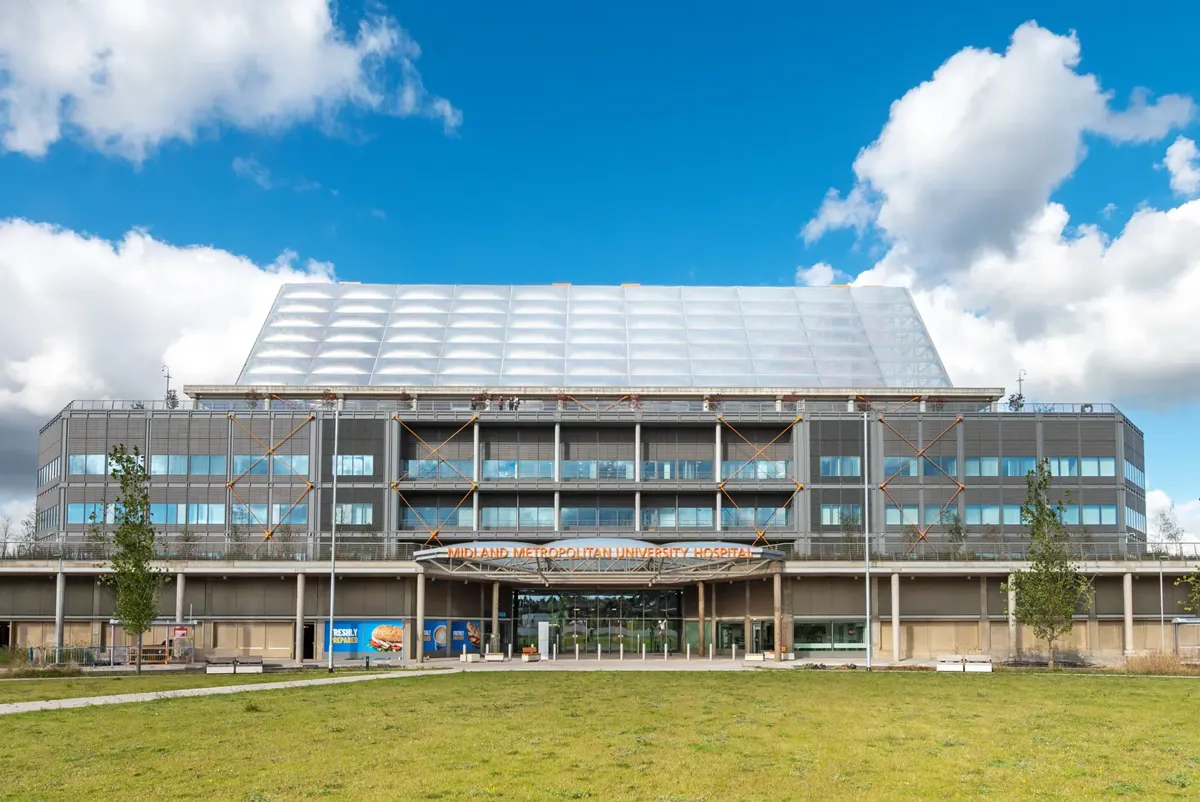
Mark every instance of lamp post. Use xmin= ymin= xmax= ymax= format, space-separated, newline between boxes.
xmin=863 ymin=408 xmax=872 ymax=671
xmin=327 ymin=408 xmax=340 ymax=672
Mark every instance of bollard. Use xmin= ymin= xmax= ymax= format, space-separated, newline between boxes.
xmin=507 ymin=643 xmax=512 ymax=661
xmin=365 ymin=655 xmax=370 ymax=670
xmin=553 ymin=643 xmax=557 ymax=661
xmin=641 ymin=643 xmax=646 ymax=661
xmin=620 ymin=642 xmax=624 ymax=661
xmin=687 ymin=643 xmax=690 ymax=661
xmin=663 ymin=642 xmax=668 ymax=661
xmin=597 ymin=643 xmax=601 ymax=661
xmin=732 ymin=644 xmax=737 ymax=662
xmin=709 ymin=642 xmax=713 ymax=662
xmin=462 ymin=643 xmax=467 ymax=660
xmin=575 ymin=642 xmax=579 ymax=661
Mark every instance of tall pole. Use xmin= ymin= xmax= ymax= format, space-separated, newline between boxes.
xmin=864 ymin=409 xmax=872 ymax=671
xmin=1160 ymin=558 xmax=1165 ymax=652
xmin=327 ymin=408 xmax=340 ymax=672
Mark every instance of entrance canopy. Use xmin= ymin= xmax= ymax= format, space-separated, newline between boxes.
xmin=414 ymin=538 xmax=783 ymax=585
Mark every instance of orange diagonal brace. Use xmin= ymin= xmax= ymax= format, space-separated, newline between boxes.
xmin=262 ymin=482 xmax=314 ymax=543
xmin=394 ymin=414 xmax=477 ymax=482
xmin=227 ymin=412 xmax=316 ymax=541
xmin=877 ymin=416 xmax=962 ymax=487
xmin=718 ymin=415 xmax=801 ymax=483
xmin=720 ymin=480 xmax=803 ymax=547
xmin=909 ymin=488 xmax=965 ymax=554
xmin=391 ymin=481 xmax=477 ymax=548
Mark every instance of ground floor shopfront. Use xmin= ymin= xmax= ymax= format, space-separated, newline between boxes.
xmin=2 ymin=566 xmax=1196 ymax=664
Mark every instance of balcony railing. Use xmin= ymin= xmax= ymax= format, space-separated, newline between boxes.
xmin=7 ymin=539 xmax=1197 ymax=563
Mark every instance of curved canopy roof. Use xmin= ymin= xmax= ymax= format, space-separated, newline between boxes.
xmin=237 ymin=283 xmax=952 ymax=389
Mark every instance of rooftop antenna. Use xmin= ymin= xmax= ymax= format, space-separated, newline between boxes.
xmin=162 ymin=365 xmax=172 ymax=396
xmin=162 ymin=365 xmax=179 ymax=410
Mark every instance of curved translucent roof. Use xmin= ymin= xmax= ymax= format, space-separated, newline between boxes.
xmin=236 ymin=284 xmax=952 ymax=389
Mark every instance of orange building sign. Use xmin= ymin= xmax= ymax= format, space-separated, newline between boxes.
xmin=445 ymin=545 xmax=757 ymax=561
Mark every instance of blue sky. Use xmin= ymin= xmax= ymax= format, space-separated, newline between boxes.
xmin=0 ymin=1 xmax=1198 ymax=516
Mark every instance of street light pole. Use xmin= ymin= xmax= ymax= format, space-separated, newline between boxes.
xmin=864 ymin=408 xmax=872 ymax=671
xmin=327 ymin=408 xmax=340 ymax=672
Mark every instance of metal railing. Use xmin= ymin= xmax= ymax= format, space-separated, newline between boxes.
xmin=25 ymin=644 xmax=195 ymax=667
xmin=5 ymin=539 xmax=1196 ymax=563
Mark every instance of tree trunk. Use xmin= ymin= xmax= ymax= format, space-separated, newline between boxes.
xmin=136 ymin=630 xmax=143 ymax=675
xmin=1047 ymin=639 xmax=1055 ymax=670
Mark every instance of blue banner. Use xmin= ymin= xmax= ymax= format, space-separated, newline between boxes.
xmin=325 ymin=620 xmax=406 ymax=654
xmin=451 ymin=620 xmax=482 ymax=653
xmin=423 ymin=619 xmax=448 ymax=653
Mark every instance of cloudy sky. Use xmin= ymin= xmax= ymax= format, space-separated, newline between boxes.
xmin=1 ymin=1 xmax=1198 ymax=537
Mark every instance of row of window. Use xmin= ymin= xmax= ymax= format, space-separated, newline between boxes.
xmin=151 ymin=454 xmax=227 ymax=476
xmin=37 ymin=458 xmax=61 ymax=487
xmin=821 ymin=455 xmax=1124 ymax=480
xmin=37 ymin=505 xmax=59 ymax=532
xmin=69 ymin=453 xmax=376 ymax=478
xmin=1125 ymin=506 xmax=1147 ymax=533
xmin=474 ymin=506 xmax=789 ymax=529
xmin=1124 ymin=460 xmax=1145 ymax=490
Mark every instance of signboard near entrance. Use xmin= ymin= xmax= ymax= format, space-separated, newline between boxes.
xmin=172 ymin=627 xmax=189 ymax=638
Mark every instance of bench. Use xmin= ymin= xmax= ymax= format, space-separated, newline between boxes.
xmin=459 ymin=653 xmax=481 ymax=663
xmin=963 ymin=655 xmax=993 ymax=673
xmin=936 ymin=655 xmax=965 ymax=672
xmin=483 ymin=652 xmax=505 ymax=662
xmin=205 ymin=655 xmax=236 ymax=675
xmin=745 ymin=653 xmax=766 ymax=662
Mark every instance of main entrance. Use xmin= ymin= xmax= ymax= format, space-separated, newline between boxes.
xmin=515 ymin=589 xmax=683 ymax=655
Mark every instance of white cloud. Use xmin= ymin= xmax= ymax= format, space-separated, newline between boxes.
xmin=804 ymin=22 xmax=1200 ymax=404
xmin=807 ymin=22 xmax=1194 ymax=272
xmin=795 ymin=262 xmax=839 ymax=286
xmin=0 ymin=219 xmax=334 ymax=418
xmin=801 ymin=186 xmax=874 ymax=244
xmin=232 ymin=156 xmax=273 ymax=189
xmin=1162 ymin=136 xmax=1200 ymax=197
xmin=1100 ymin=202 xmax=1117 ymax=219
xmin=0 ymin=0 xmax=460 ymax=161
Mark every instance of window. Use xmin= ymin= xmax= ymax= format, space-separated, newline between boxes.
xmin=641 ymin=506 xmax=715 ymax=528
xmin=1124 ymin=460 xmax=1145 ymax=490
xmin=1002 ymin=505 xmax=1022 ymax=526
xmin=150 ymin=503 xmax=225 ymax=525
xmin=68 ymin=454 xmax=108 ymax=475
xmin=722 ymin=507 xmax=788 ymax=527
xmin=273 ymin=455 xmax=310 ymax=476
xmin=66 ymin=503 xmax=106 ymax=525
xmin=922 ymin=456 xmax=957 ymax=478
xmin=334 ymin=455 xmax=373 ymax=476
xmin=231 ymin=503 xmax=269 ymax=525
xmin=334 ymin=503 xmax=374 ymax=526
xmin=1081 ymin=504 xmax=1117 ymax=526
xmin=1057 ymin=505 xmax=1080 ymax=525
xmin=819 ymin=456 xmax=861 ymax=477
xmin=1002 ymin=457 xmax=1036 ymax=477
xmin=885 ymin=505 xmax=919 ymax=526
xmin=151 ymin=455 xmax=226 ymax=476
xmin=36 ymin=505 xmax=59 ymax=532
xmin=883 ymin=457 xmax=918 ymax=477
xmin=37 ymin=458 xmax=61 ymax=487
xmin=232 ymin=456 xmax=269 ymax=476
xmin=965 ymin=504 xmax=1001 ymax=526
xmin=271 ymin=504 xmax=307 ymax=525
xmin=964 ymin=457 xmax=1000 ymax=477
xmin=1125 ymin=506 xmax=1146 ymax=533
xmin=924 ymin=506 xmax=960 ymax=526
xmin=1047 ymin=457 xmax=1078 ymax=477
xmin=1080 ymin=457 xmax=1116 ymax=477
xmin=820 ymin=504 xmax=861 ymax=526
xmin=402 ymin=507 xmax=469 ymax=528
xmin=517 ymin=507 xmax=555 ymax=528
xmin=722 ymin=460 xmax=790 ymax=480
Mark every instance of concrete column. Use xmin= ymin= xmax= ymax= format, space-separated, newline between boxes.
xmin=416 ymin=572 xmax=426 ymax=663
xmin=553 ymin=423 xmax=561 ymax=483
xmin=743 ymin=581 xmax=751 ymax=653
xmin=1123 ymin=572 xmax=1134 ymax=655
xmin=979 ymin=576 xmax=991 ymax=656
xmin=634 ymin=422 xmax=642 ymax=483
xmin=54 ymin=571 xmax=65 ymax=653
xmin=1088 ymin=586 xmax=1099 ymax=657
xmin=472 ymin=492 xmax=480 ymax=533
xmin=714 ymin=423 xmax=722 ymax=482
xmin=491 ymin=581 xmax=500 ymax=653
xmin=175 ymin=572 xmax=185 ymax=624
xmin=773 ymin=569 xmax=782 ymax=661
xmin=554 ymin=490 xmax=561 ymax=532
xmin=891 ymin=572 xmax=900 ymax=661
xmin=697 ymin=581 xmax=706 ymax=652
xmin=472 ymin=421 xmax=480 ymax=483
xmin=634 ymin=491 xmax=641 ymax=533
xmin=1007 ymin=573 xmax=1017 ymax=660
xmin=715 ymin=491 xmax=722 ymax=532
xmin=295 ymin=573 xmax=305 ymax=662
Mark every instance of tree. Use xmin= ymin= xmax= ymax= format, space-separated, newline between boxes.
xmin=84 ymin=510 xmax=109 ymax=559
xmin=940 ymin=510 xmax=967 ymax=556
xmin=1175 ymin=572 xmax=1200 ymax=615
xmin=99 ymin=445 xmax=169 ymax=674
xmin=902 ymin=522 xmax=924 ymax=551
xmin=0 ymin=514 xmax=13 ymax=557
xmin=1154 ymin=503 xmax=1185 ymax=549
xmin=1002 ymin=459 xmax=1093 ymax=668
xmin=838 ymin=509 xmax=863 ymax=555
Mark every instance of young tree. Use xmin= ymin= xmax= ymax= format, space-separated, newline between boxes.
xmin=1002 ymin=459 xmax=1093 ymax=668
xmin=100 ymin=445 xmax=169 ymax=674
xmin=1176 ymin=573 xmax=1200 ymax=615
xmin=1154 ymin=503 xmax=1185 ymax=549
xmin=0 ymin=513 xmax=13 ymax=557
xmin=940 ymin=510 xmax=968 ymax=556
xmin=839 ymin=509 xmax=863 ymax=555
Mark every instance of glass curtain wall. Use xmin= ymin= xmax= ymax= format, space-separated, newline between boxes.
xmin=515 ymin=589 xmax=683 ymax=656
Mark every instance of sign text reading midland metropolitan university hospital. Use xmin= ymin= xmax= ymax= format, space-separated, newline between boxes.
xmin=445 ymin=545 xmax=758 ymax=561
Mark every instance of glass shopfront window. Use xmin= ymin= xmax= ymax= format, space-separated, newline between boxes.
xmin=793 ymin=619 xmax=867 ymax=652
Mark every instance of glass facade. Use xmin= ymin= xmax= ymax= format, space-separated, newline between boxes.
xmin=239 ymin=284 xmax=952 ymax=388
xmin=793 ymin=620 xmax=867 ymax=652
xmin=514 ymin=589 xmax=684 ymax=654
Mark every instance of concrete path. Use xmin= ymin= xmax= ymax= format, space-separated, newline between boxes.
xmin=0 ymin=667 xmax=461 ymax=716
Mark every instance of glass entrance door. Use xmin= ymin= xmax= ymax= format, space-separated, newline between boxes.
xmin=752 ymin=621 xmax=774 ymax=653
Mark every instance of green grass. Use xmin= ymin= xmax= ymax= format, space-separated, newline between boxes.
xmin=1 ymin=672 xmax=1198 ymax=799
xmin=0 ymin=668 xmax=391 ymax=704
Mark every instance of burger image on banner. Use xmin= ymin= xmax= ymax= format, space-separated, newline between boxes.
xmin=467 ymin=622 xmax=482 ymax=648
xmin=369 ymin=624 xmax=404 ymax=652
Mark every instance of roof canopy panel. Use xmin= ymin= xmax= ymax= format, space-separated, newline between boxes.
xmin=237 ymin=284 xmax=953 ymax=389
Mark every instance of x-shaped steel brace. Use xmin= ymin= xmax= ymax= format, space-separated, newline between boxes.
xmin=227 ymin=412 xmax=315 ymax=541
xmin=393 ymin=414 xmax=476 ymax=482
xmin=875 ymin=414 xmax=964 ymax=553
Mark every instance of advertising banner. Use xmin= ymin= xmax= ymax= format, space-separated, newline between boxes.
xmin=423 ymin=619 xmax=448 ymax=654
xmin=325 ymin=620 xmax=406 ymax=654
xmin=450 ymin=621 xmax=482 ymax=654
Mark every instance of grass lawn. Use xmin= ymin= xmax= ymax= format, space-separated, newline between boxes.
xmin=1 ymin=671 xmax=1198 ymax=800
xmin=0 ymin=669 xmax=389 ymax=705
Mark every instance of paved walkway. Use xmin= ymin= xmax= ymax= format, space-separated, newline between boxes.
xmin=0 ymin=667 xmax=460 ymax=716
